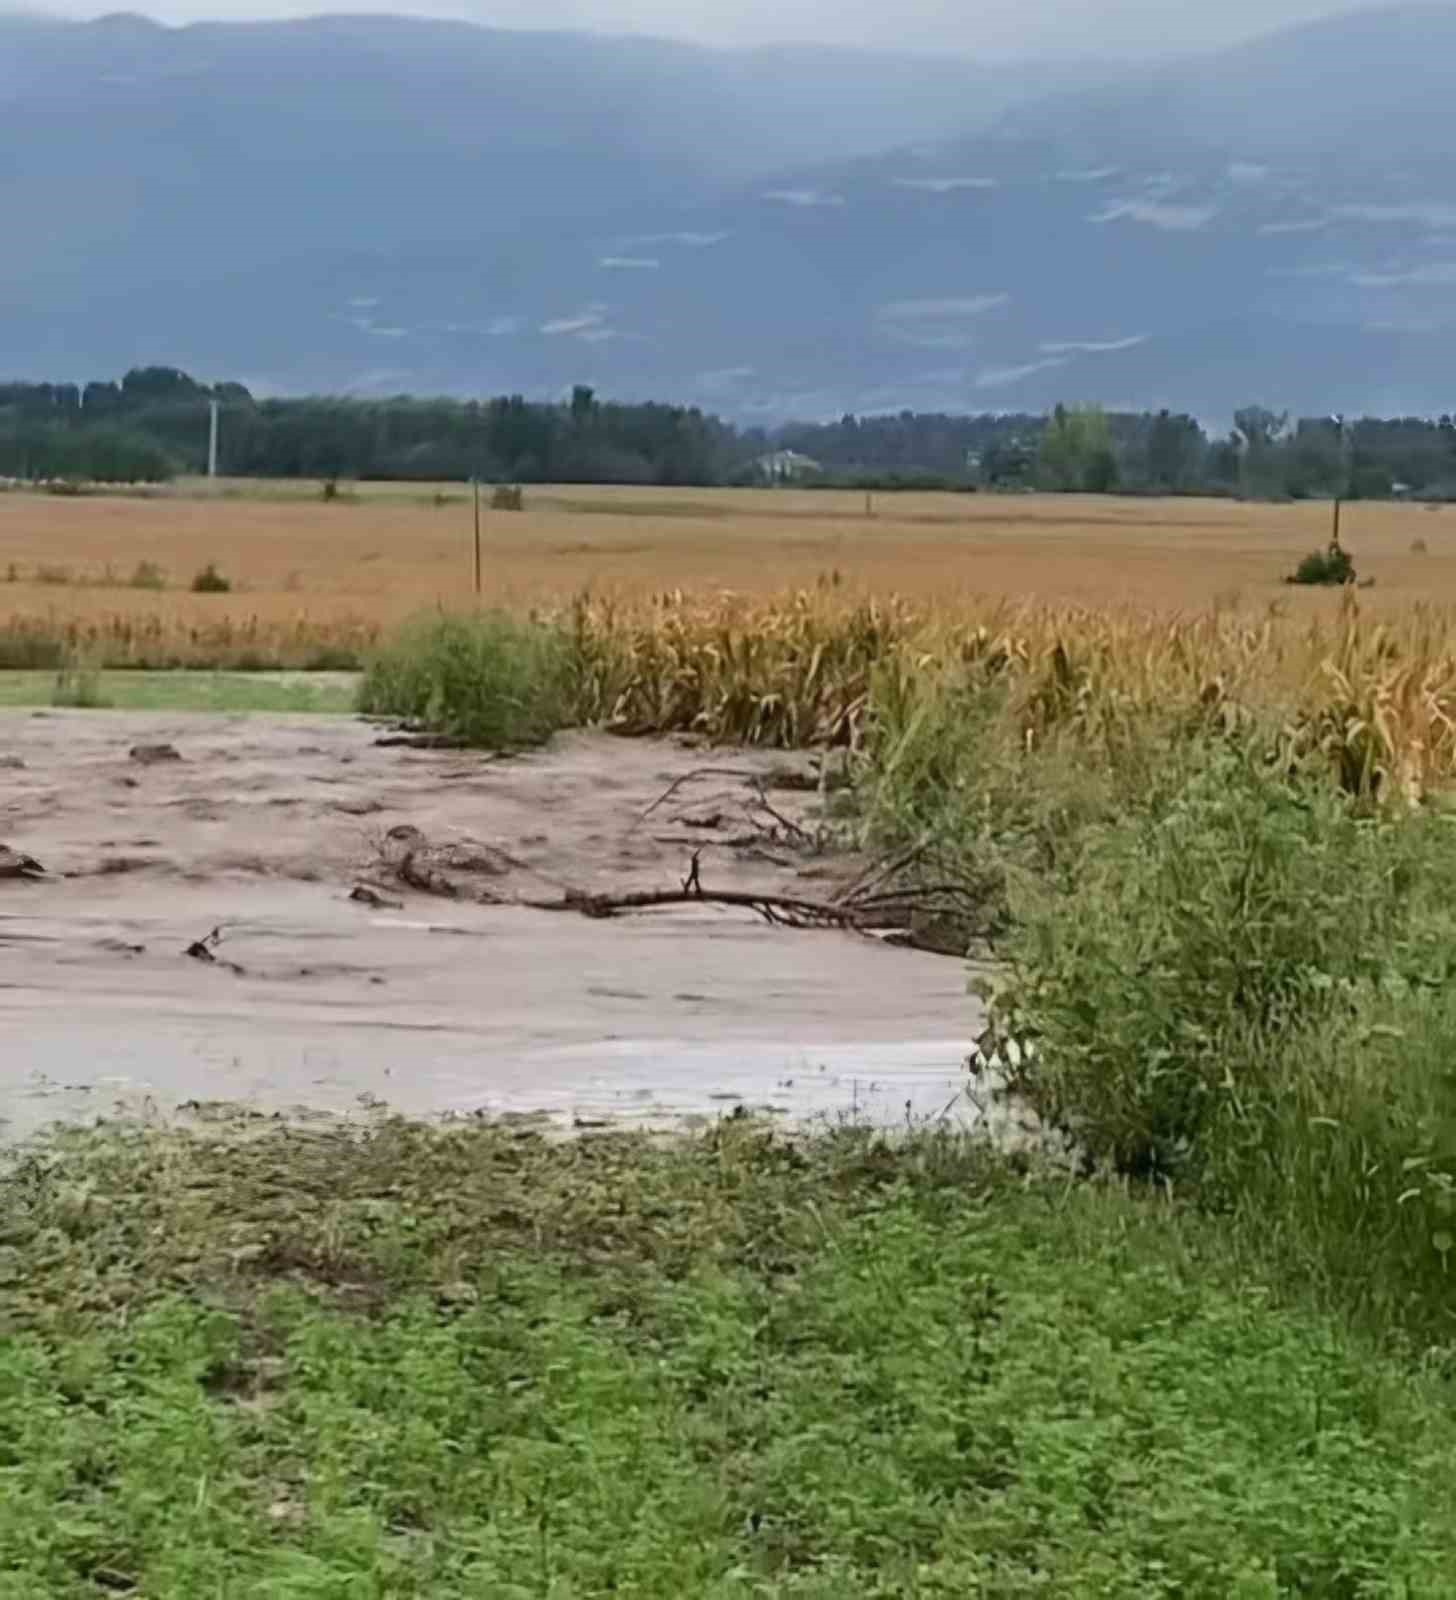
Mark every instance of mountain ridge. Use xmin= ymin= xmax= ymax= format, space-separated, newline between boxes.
xmin=5 ymin=6 xmax=1456 ymax=420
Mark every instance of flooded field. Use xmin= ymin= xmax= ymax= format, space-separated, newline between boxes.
xmin=0 ymin=711 xmax=983 ymax=1140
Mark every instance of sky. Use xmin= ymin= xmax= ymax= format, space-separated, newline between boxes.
xmin=39 ymin=0 xmax=1393 ymax=59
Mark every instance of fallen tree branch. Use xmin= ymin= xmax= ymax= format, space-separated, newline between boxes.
xmin=521 ymin=884 xmax=876 ymax=931
xmin=374 ymin=734 xmax=472 ymax=750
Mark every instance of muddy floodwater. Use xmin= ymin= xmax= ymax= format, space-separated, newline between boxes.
xmin=1 ymin=711 xmax=986 ymax=1142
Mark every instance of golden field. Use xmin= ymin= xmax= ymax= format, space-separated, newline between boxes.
xmin=2 ymin=480 xmax=1454 ymax=630
xmin=9 ymin=478 xmax=1456 ymax=808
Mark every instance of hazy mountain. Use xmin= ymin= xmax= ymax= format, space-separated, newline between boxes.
xmin=6 ymin=6 xmax=1456 ymax=420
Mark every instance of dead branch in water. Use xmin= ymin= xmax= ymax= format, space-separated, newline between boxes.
xmin=183 ymin=925 xmax=247 ymax=974
xmin=521 ymin=884 xmax=871 ymax=930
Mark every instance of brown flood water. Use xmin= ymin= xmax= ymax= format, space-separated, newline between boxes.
xmin=1 ymin=712 xmax=988 ymax=1143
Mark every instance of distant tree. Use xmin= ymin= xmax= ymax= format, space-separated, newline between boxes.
xmin=570 ymin=384 xmax=596 ymax=425
xmin=1038 ymin=404 xmax=1118 ymax=492
xmin=981 ymin=437 xmax=1035 ymax=487
xmin=1232 ymin=406 xmax=1289 ymax=453
xmin=120 ymin=366 xmax=205 ymax=405
xmin=1233 ymin=404 xmax=1291 ymax=497
xmin=1083 ymin=442 xmax=1120 ymax=494
xmin=1145 ymin=410 xmax=1204 ymax=491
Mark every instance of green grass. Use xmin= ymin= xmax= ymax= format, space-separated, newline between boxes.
xmin=4 ymin=1118 xmax=1456 ymax=1597
xmin=0 ymin=670 xmax=359 ymax=714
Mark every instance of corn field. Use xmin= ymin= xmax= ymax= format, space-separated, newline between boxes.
xmin=553 ymin=587 xmax=1456 ymax=803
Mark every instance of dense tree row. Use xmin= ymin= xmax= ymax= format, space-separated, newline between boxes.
xmin=0 ymin=372 xmax=733 ymax=486
xmin=4 ymin=367 xmax=1456 ymax=499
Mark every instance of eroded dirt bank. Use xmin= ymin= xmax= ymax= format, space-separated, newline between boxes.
xmin=1 ymin=711 xmax=984 ymax=1141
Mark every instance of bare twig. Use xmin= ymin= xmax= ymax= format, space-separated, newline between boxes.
xmin=834 ymin=836 xmax=932 ymax=906
xmin=747 ymin=779 xmax=817 ymax=847
xmin=630 ymin=767 xmax=760 ymax=832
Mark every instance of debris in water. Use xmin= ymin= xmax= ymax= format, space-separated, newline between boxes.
xmin=130 ymin=743 xmax=182 ymax=764
xmin=350 ymin=884 xmax=404 ymax=910
xmin=0 ymin=844 xmax=46 ymax=881
xmin=183 ymin=925 xmax=246 ymax=974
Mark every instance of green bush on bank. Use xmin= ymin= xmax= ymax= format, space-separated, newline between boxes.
xmin=358 ymin=611 xmax=574 ymax=748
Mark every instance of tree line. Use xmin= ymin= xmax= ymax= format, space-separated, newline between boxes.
xmin=3 ymin=367 xmax=1456 ymax=500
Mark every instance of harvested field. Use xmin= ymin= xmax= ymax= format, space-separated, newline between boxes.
xmin=1 ymin=483 xmax=1453 ymax=662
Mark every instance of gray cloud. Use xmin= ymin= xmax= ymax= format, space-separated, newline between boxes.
xmin=41 ymin=0 xmax=1397 ymax=61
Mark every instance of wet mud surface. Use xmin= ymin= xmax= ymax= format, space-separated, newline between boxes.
xmin=1 ymin=712 xmax=983 ymax=1141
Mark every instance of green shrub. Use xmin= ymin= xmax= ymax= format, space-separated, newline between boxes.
xmin=974 ymin=747 xmax=1456 ymax=1335
xmin=191 ymin=563 xmax=231 ymax=594
xmin=301 ymin=644 xmax=363 ymax=672
xmin=0 ymin=623 xmax=66 ymax=670
xmin=50 ymin=659 xmax=112 ymax=709
xmin=129 ymin=560 xmax=166 ymax=591
xmin=1287 ymin=543 xmax=1356 ymax=585
xmin=358 ymin=611 xmax=574 ymax=747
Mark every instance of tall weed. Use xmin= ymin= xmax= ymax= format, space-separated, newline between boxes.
xmin=358 ymin=611 xmax=573 ymax=747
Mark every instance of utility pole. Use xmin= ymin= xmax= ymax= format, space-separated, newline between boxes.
xmin=207 ymin=399 xmax=220 ymax=481
xmin=472 ymin=476 xmax=482 ymax=598
xmin=1330 ymin=413 xmax=1348 ymax=553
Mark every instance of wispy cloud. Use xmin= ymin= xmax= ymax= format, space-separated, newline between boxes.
xmin=541 ymin=313 xmax=605 ymax=336
xmin=876 ymin=294 xmax=1010 ymax=350
xmin=1039 ymin=335 xmax=1147 ymax=355
xmin=1257 ymin=216 xmax=1330 ymax=235
xmin=346 ymin=313 xmax=408 ymax=338
xmin=630 ymin=231 xmax=729 ymax=248
xmin=763 ymin=188 xmax=845 ymax=208
xmin=694 ymin=366 xmax=756 ymax=394
xmin=1090 ymin=200 xmax=1216 ymax=231
xmin=1265 ymin=260 xmax=1351 ymax=279
xmin=891 ymin=176 xmax=997 ymax=193
xmin=347 ymin=295 xmax=380 ymax=308
xmin=1331 ymin=203 xmax=1456 ymax=229
xmin=1055 ymin=167 xmax=1117 ymax=183
xmin=1350 ymin=261 xmax=1456 ymax=288
xmin=598 ymin=256 xmax=661 ymax=270
xmin=975 ymin=356 xmax=1067 ymax=389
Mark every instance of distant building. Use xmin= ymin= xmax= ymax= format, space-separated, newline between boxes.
xmin=755 ymin=448 xmax=822 ymax=483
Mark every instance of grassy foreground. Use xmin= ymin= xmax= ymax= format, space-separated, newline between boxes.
xmin=4 ymin=1118 xmax=1456 ymax=1597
